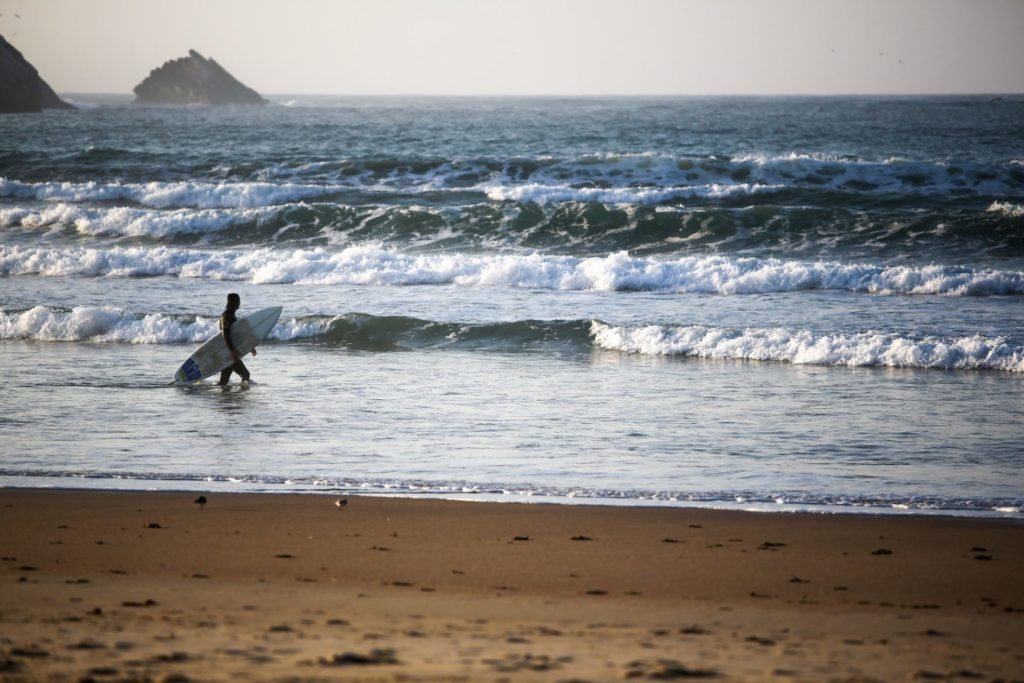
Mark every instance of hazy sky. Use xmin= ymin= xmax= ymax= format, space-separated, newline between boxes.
xmin=3 ymin=0 xmax=1023 ymax=95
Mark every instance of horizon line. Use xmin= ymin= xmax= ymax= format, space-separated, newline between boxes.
xmin=58 ymin=91 xmax=1024 ymax=99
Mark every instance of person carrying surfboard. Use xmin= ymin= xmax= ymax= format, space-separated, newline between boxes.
xmin=172 ymin=299 xmax=280 ymax=386
xmin=219 ymin=292 xmax=256 ymax=386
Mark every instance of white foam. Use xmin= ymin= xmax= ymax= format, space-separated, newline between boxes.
xmin=0 ymin=306 xmax=326 ymax=344
xmin=3 ymin=245 xmax=1023 ymax=296
xmin=481 ymin=181 xmax=781 ymax=205
xmin=0 ymin=177 xmax=334 ymax=209
xmin=0 ymin=202 xmax=279 ymax=238
xmin=591 ymin=321 xmax=1024 ymax=373
xmin=0 ymin=306 xmax=215 ymax=343
xmin=987 ymin=201 xmax=1024 ymax=217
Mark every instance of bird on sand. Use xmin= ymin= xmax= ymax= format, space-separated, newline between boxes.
xmin=335 ymin=498 xmax=347 ymax=509
xmin=194 ymin=495 xmax=207 ymax=510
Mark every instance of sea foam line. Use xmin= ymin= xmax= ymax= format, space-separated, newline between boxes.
xmin=2 ymin=245 xmax=1023 ymax=296
xmin=0 ymin=469 xmax=1019 ymax=514
xmin=591 ymin=321 xmax=1024 ymax=373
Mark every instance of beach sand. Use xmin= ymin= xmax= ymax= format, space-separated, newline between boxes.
xmin=1 ymin=489 xmax=1022 ymax=681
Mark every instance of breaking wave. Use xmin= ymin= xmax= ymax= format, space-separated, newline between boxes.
xmin=0 ymin=202 xmax=280 ymax=238
xmin=5 ymin=152 xmax=1023 ymax=206
xmin=0 ymin=306 xmax=320 ymax=344
xmin=0 ymin=306 xmax=586 ymax=350
xmin=3 ymin=193 xmax=1020 ymax=261
xmin=0 ymin=306 xmax=219 ymax=344
xmin=2 ymin=245 xmax=1022 ymax=296
xmin=0 ymin=177 xmax=335 ymax=209
xmin=3 ymin=306 xmax=1021 ymax=373
xmin=592 ymin=321 xmax=1024 ymax=373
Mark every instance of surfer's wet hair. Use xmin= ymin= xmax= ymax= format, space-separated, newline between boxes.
xmin=226 ymin=293 xmax=241 ymax=307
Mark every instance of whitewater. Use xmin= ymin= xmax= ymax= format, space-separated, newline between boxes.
xmin=1 ymin=95 xmax=1022 ymax=516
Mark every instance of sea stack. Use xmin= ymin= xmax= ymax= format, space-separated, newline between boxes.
xmin=133 ymin=49 xmax=266 ymax=106
xmin=0 ymin=35 xmax=74 ymax=113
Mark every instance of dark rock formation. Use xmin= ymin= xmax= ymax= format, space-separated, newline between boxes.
xmin=133 ymin=49 xmax=266 ymax=105
xmin=0 ymin=35 xmax=74 ymax=113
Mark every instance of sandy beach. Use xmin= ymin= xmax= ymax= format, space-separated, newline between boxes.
xmin=1 ymin=489 xmax=1022 ymax=681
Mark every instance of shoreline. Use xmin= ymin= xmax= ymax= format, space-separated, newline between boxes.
xmin=2 ymin=488 xmax=1023 ymax=681
xmin=3 ymin=483 xmax=1020 ymax=520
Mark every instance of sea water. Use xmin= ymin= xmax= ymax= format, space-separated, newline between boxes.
xmin=1 ymin=95 xmax=1022 ymax=516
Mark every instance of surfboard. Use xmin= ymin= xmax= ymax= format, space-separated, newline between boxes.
xmin=173 ymin=306 xmax=282 ymax=385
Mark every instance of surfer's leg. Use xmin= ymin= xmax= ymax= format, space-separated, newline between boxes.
xmin=234 ymin=360 xmax=251 ymax=382
xmin=218 ymin=367 xmax=232 ymax=386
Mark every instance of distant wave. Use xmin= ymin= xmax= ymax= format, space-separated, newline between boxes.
xmin=0 ymin=177 xmax=335 ymax=209
xmin=3 ymin=152 xmax=1022 ymax=209
xmin=2 ymin=245 xmax=1022 ymax=296
xmin=3 ymin=306 xmax=1021 ymax=373
xmin=592 ymin=321 xmax=1024 ymax=373
xmin=479 ymin=153 xmax=1024 ymax=205
xmin=4 ymin=185 xmax=1021 ymax=261
xmin=324 ymin=152 xmax=1024 ymax=201
xmin=480 ymin=181 xmax=785 ymax=204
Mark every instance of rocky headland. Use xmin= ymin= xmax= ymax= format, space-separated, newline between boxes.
xmin=133 ymin=49 xmax=266 ymax=105
xmin=0 ymin=34 xmax=74 ymax=113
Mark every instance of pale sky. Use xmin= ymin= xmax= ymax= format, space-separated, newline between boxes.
xmin=3 ymin=0 xmax=1023 ymax=96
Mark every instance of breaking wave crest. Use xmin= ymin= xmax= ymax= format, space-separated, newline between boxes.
xmin=0 ymin=177 xmax=334 ymax=209
xmin=0 ymin=202 xmax=281 ymax=239
xmin=591 ymin=321 xmax=1024 ymax=372
xmin=2 ymin=245 xmax=1022 ymax=296
xmin=0 ymin=306 xmax=322 ymax=344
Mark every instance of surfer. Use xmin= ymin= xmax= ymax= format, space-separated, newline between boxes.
xmin=219 ymin=293 xmax=256 ymax=386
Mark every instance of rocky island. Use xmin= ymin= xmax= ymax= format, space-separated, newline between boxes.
xmin=0 ymin=34 xmax=74 ymax=113
xmin=133 ymin=49 xmax=266 ymax=105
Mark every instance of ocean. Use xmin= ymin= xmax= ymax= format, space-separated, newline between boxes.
xmin=1 ymin=95 xmax=1022 ymax=516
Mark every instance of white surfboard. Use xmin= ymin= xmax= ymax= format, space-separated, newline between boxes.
xmin=173 ymin=306 xmax=282 ymax=385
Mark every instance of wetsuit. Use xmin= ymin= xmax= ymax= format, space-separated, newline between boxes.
xmin=219 ymin=307 xmax=250 ymax=385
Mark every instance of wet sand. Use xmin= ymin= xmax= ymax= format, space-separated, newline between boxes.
xmin=1 ymin=489 xmax=1022 ymax=681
